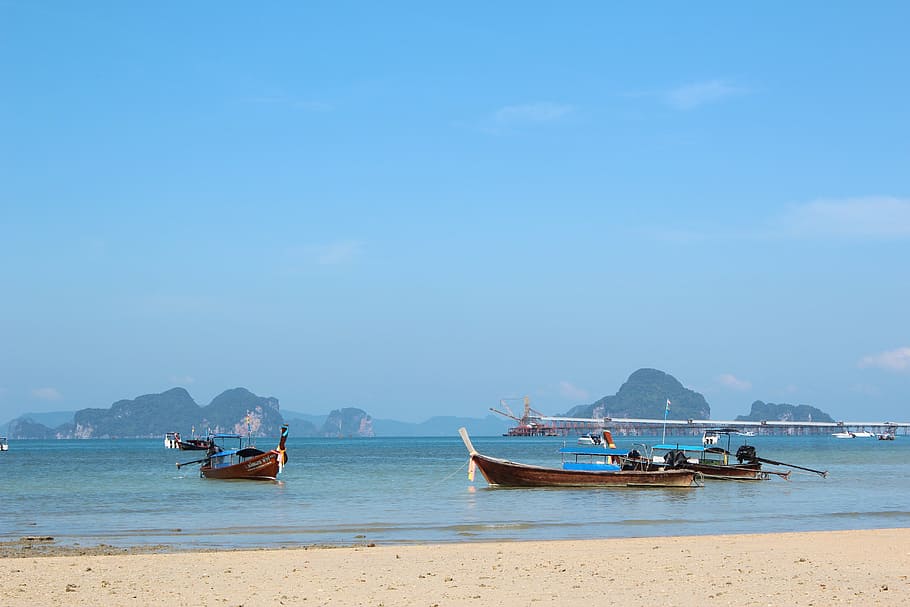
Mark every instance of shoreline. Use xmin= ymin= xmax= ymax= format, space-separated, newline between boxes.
xmin=4 ymin=523 xmax=909 ymax=559
xmin=3 ymin=528 xmax=908 ymax=605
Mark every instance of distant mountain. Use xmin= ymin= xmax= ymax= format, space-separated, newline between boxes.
xmin=4 ymin=411 xmax=75 ymax=438
xmin=10 ymin=410 xmax=74 ymax=428
xmin=282 ymin=410 xmax=327 ymax=427
xmin=736 ymin=401 xmax=834 ymax=423
xmin=73 ymin=387 xmax=200 ymax=438
xmin=281 ymin=417 xmax=320 ymax=436
xmin=321 ymin=407 xmax=374 ymax=437
xmin=7 ymin=417 xmax=60 ymax=439
xmin=4 ymin=389 xmax=503 ymax=439
xmin=66 ymin=387 xmax=285 ymax=438
xmin=199 ymin=388 xmax=284 ymax=436
xmin=563 ymin=368 xmax=711 ymax=420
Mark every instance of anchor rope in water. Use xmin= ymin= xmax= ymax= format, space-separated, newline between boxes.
xmin=435 ymin=458 xmax=470 ymax=485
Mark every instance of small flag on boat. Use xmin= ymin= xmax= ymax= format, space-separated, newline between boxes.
xmin=666 ymin=399 xmax=671 ymax=411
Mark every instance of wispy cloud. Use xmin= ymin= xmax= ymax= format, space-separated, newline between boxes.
xmin=170 ymin=375 xmax=196 ymax=385
xmin=717 ymin=373 xmax=752 ymax=391
xmin=859 ymin=347 xmax=910 ymax=372
xmin=494 ymin=102 xmax=574 ymax=125
xmin=646 ymin=196 xmax=910 ymax=244
xmin=313 ymin=240 xmax=362 ymax=265
xmin=281 ymin=240 xmax=363 ymax=272
xmin=31 ymin=387 xmax=62 ymax=401
xmin=777 ymin=197 xmax=910 ymax=239
xmin=666 ymin=80 xmax=744 ymax=110
xmin=559 ymin=381 xmax=589 ymax=401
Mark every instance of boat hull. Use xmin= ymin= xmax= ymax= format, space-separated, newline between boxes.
xmin=680 ymin=461 xmax=766 ymax=481
xmin=201 ymin=450 xmax=281 ymax=480
xmin=177 ymin=441 xmax=212 ymax=451
xmin=197 ymin=425 xmax=289 ymax=481
xmin=471 ymin=453 xmax=696 ymax=488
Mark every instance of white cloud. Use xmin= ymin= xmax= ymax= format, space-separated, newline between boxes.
xmin=31 ymin=387 xmax=62 ymax=401
xmin=778 ymin=197 xmax=910 ymax=239
xmin=717 ymin=373 xmax=752 ymax=391
xmin=559 ymin=381 xmax=589 ymax=401
xmin=170 ymin=375 xmax=196 ymax=385
xmin=666 ymin=80 xmax=743 ymax=110
xmin=859 ymin=347 xmax=910 ymax=372
xmin=494 ymin=102 xmax=574 ymax=125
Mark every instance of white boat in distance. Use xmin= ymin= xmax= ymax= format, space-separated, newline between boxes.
xmin=832 ymin=431 xmax=875 ymax=439
xmin=576 ymin=432 xmax=603 ymax=446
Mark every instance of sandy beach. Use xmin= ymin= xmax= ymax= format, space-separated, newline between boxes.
xmin=1 ymin=528 xmax=908 ymax=606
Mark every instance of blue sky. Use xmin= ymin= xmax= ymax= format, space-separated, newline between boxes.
xmin=2 ymin=2 xmax=909 ymax=424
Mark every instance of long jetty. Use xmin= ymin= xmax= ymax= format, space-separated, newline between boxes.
xmin=515 ymin=416 xmax=909 ymax=437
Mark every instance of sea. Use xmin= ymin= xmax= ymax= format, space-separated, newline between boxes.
xmin=1 ymin=432 xmax=908 ymax=550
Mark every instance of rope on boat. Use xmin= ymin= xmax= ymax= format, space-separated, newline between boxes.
xmin=437 ymin=458 xmax=470 ymax=485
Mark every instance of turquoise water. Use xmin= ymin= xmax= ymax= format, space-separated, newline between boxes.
xmin=1 ymin=433 xmax=908 ymax=549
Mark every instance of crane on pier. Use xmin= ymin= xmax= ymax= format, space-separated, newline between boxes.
xmin=490 ymin=397 xmax=556 ymax=436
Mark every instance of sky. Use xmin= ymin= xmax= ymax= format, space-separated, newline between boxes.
xmin=2 ymin=2 xmax=909 ymax=425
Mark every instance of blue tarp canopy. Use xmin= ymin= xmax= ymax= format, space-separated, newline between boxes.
xmin=558 ymin=446 xmax=629 ymax=456
xmin=652 ymin=444 xmax=717 ymax=452
xmin=209 ymin=449 xmax=241 ymax=458
xmin=563 ymin=462 xmax=622 ymax=471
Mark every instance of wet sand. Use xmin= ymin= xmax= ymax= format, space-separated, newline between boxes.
xmin=2 ymin=528 xmax=908 ymax=606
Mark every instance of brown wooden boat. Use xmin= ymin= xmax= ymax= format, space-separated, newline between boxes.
xmin=176 ymin=435 xmax=214 ymax=451
xmin=646 ymin=428 xmax=829 ymax=480
xmin=458 ymin=428 xmax=697 ymax=488
xmin=671 ymin=457 xmax=772 ymax=481
xmin=177 ymin=425 xmax=288 ymax=480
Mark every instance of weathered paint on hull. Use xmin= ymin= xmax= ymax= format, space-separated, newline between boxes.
xmin=471 ymin=453 xmax=696 ymax=488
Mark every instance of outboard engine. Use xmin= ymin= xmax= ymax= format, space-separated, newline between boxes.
xmin=673 ymin=450 xmax=688 ymax=468
xmin=736 ymin=445 xmax=757 ymax=463
xmin=622 ymin=449 xmax=643 ymax=471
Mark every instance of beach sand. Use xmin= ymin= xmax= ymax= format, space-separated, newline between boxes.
xmin=2 ymin=529 xmax=908 ymax=606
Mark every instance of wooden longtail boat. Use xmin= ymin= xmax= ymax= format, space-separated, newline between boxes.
xmin=648 ymin=428 xmax=777 ymax=481
xmin=176 ymin=435 xmax=214 ymax=451
xmin=651 ymin=448 xmax=771 ymax=480
xmin=647 ymin=428 xmax=826 ymax=480
xmin=458 ymin=428 xmax=698 ymax=488
xmin=177 ymin=424 xmax=289 ymax=481
xmin=168 ymin=427 xmax=215 ymax=451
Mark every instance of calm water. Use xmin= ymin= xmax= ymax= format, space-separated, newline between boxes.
xmin=1 ymin=433 xmax=908 ymax=549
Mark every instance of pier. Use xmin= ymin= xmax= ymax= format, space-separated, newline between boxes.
xmin=505 ymin=415 xmax=908 ymax=437
xmin=490 ymin=397 xmax=908 ymax=437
